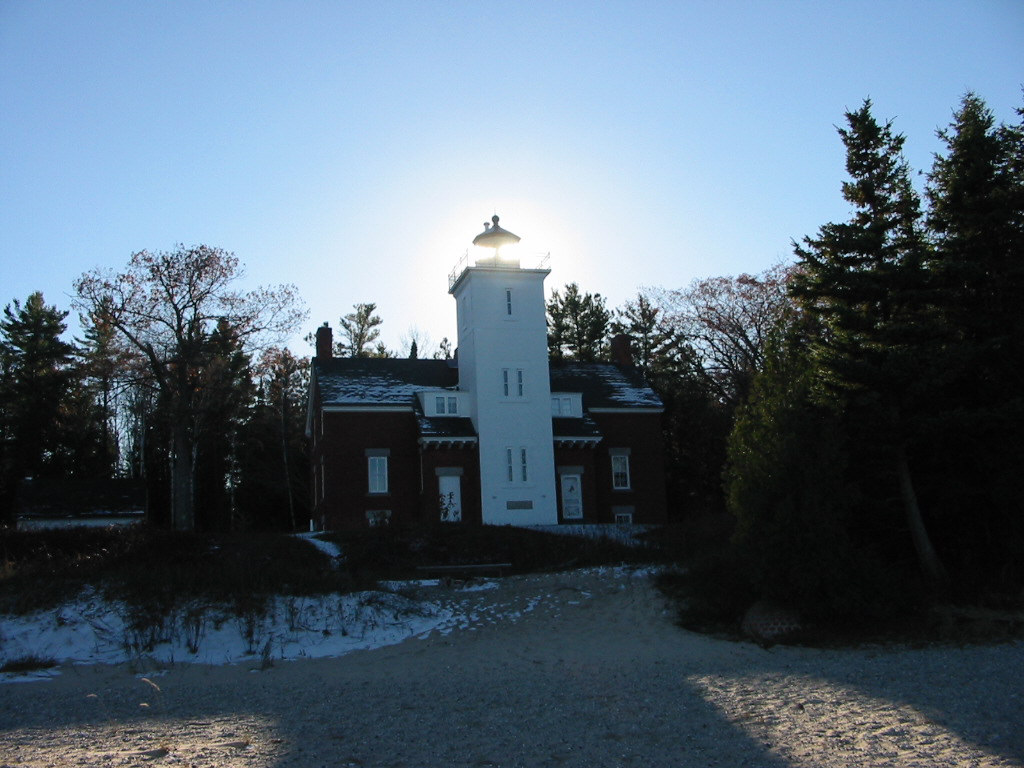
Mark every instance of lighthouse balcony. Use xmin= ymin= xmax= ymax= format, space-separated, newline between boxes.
xmin=448 ymin=249 xmax=551 ymax=291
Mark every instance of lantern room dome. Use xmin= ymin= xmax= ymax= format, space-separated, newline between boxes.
xmin=472 ymin=215 xmax=520 ymax=251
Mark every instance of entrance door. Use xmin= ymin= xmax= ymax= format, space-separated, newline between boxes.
xmin=560 ymin=474 xmax=583 ymax=520
xmin=439 ymin=474 xmax=462 ymax=522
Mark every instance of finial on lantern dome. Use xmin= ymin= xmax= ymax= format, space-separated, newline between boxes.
xmin=472 ymin=214 xmax=521 ymax=252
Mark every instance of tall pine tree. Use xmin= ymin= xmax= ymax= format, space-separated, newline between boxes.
xmin=0 ymin=293 xmax=77 ymax=522
xmin=547 ymin=283 xmax=611 ymax=361
xmin=792 ymin=100 xmax=946 ymax=583
xmin=922 ymin=93 xmax=1024 ymax=582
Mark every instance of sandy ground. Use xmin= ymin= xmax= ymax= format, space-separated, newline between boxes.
xmin=1 ymin=567 xmax=1022 ymax=768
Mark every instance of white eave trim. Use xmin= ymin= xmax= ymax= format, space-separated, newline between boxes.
xmin=322 ymin=405 xmax=415 ymax=413
xmin=418 ymin=436 xmax=479 ymax=448
xmin=588 ymin=407 xmax=664 ymax=414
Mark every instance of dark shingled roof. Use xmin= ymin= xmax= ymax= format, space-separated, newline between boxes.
xmin=314 ymin=358 xmax=458 ymax=406
xmin=313 ymin=357 xmax=661 ymax=410
xmin=549 ymin=362 xmax=663 ymax=409
xmin=416 ymin=414 xmax=478 ymax=439
xmin=552 ymin=415 xmax=603 ymax=440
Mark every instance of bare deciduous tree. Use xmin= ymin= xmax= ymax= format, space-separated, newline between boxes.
xmin=651 ymin=261 xmax=795 ymax=404
xmin=74 ymin=245 xmax=306 ymax=531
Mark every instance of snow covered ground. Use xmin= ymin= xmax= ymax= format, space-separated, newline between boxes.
xmin=1 ymin=535 xmax=629 ymax=683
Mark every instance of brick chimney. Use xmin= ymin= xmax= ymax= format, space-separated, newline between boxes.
xmin=315 ymin=322 xmax=333 ymax=359
xmin=610 ymin=334 xmax=634 ymax=367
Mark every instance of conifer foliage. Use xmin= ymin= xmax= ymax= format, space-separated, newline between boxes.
xmin=0 ymin=293 xmax=77 ymax=523
xmin=723 ymin=94 xmax=1024 ymax=616
xmin=791 ymin=100 xmax=946 ymax=583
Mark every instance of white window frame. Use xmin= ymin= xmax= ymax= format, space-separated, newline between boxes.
xmin=502 ymin=368 xmax=525 ymax=398
xmin=447 ymin=396 xmax=458 ymax=414
xmin=505 ymin=446 xmax=529 ymax=484
xmin=611 ymin=453 xmax=631 ymax=490
xmin=368 ymin=455 xmax=389 ymax=494
xmin=435 ymin=395 xmax=446 ymax=414
xmin=505 ymin=288 xmax=513 ymax=316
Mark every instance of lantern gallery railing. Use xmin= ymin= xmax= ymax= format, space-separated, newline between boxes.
xmin=448 ymin=249 xmax=552 ymax=291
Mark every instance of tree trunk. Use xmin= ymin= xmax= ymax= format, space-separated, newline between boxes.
xmin=281 ymin=398 xmax=296 ymax=531
xmin=171 ymin=424 xmax=195 ymax=531
xmin=895 ymin=442 xmax=947 ymax=584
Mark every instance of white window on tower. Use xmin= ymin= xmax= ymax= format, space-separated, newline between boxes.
xmin=505 ymin=288 xmax=513 ymax=316
xmin=435 ymin=396 xmax=446 ymax=414
xmin=447 ymin=396 xmax=458 ymax=414
xmin=502 ymin=368 xmax=525 ymax=398
xmin=505 ymin=447 xmax=528 ymax=483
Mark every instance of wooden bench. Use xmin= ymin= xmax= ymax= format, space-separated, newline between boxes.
xmin=416 ymin=562 xmax=513 ymax=579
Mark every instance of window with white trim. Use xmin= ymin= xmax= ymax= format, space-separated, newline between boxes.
xmin=368 ymin=455 xmax=389 ymax=494
xmin=551 ymin=395 xmax=574 ymax=416
xmin=505 ymin=288 xmax=513 ymax=316
xmin=432 ymin=394 xmax=459 ymax=415
xmin=505 ymin=447 xmax=529 ymax=484
xmin=611 ymin=453 xmax=631 ymax=490
xmin=502 ymin=368 xmax=525 ymax=398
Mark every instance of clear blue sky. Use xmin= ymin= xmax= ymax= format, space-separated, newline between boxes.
xmin=2 ymin=1 xmax=1022 ymax=355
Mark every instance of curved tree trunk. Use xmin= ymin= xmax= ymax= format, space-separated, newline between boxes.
xmin=171 ymin=425 xmax=195 ymax=531
xmin=895 ymin=442 xmax=947 ymax=584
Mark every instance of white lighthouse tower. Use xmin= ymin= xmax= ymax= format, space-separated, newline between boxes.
xmin=449 ymin=215 xmax=558 ymax=525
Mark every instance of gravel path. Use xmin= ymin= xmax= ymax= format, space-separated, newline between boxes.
xmin=1 ymin=568 xmax=1022 ymax=767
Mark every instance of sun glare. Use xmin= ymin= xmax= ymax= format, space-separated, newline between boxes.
xmin=423 ymin=199 xmax=585 ymax=283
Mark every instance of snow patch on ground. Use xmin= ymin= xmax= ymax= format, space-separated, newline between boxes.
xmin=292 ymin=532 xmax=344 ymax=564
xmin=0 ymin=588 xmax=453 ymax=683
xmin=1 ymin=563 xmax=655 ymax=684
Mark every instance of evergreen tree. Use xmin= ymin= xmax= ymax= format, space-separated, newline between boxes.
xmin=0 ymin=292 xmax=77 ymax=522
xmin=192 ymin=318 xmax=255 ymax=531
xmin=547 ymin=282 xmax=611 ymax=361
xmin=238 ymin=348 xmax=310 ymax=530
xmin=610 ymin=292 xmax=670 ymax=376
xmin=725 ymin=318 xmax=878 ymax=618
xmin=338 ymin=303 xmax=383 ymax=357
xmin=435 ymin=337 xmax=453 ymax=360
xmin=922 ymin=93 xmax=1024 ymax=583
xmin=791 ymin=100 xmax=946 ymax=583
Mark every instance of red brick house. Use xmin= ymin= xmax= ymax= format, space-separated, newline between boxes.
xmin=306 ymin=216 xmax=667 ymax=530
